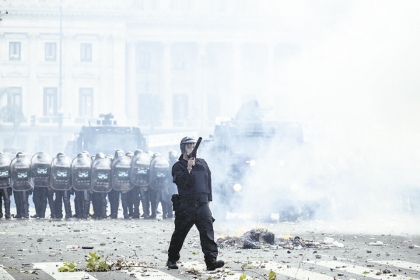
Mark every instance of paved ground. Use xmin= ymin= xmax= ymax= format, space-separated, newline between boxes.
xmin=0 ymin=211 xmax=419 ymax=280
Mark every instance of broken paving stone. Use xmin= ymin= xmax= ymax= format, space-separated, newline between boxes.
xmin=37 ymin=238 xmax=43 ymax=242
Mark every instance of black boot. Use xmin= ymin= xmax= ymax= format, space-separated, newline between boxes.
xmin=206 ymin=260 xmax=225 ymax=271
xmin=166 ymin=260 xmax=178 ymax=269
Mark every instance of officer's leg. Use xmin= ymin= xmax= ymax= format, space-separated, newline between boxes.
xmin=195 ymin=203 xmax=218 ymax=265
xmin=47 ymin=189 xmax=55 ymax=218
xmin=149 ymin=189 xmax=158 ymax=219
xmin=21 ymin=190 xmax=29 ymax=219
xmin=82 ymin=191 xmax=91 ymax=219
xmin=4 ymin=188 xmax=11 ymax=219
xmin=127 ymin=189 xmax=134 ymax=217
xmin=132 ymin=186 xmax=140 ymax=218
xmin=0 ymin=189 xmax=3 ymax=218
xmin=39 ymin=188 xmax=48 ymax=218
xmin=167 ymin=206 xmax=195 ymax=262
xmin=14 ymin=190 xmax=22 ymax=218
xmin=63 ymin=190 xmax=72 ymax=218
xmin=140 ymin=188 xmax=150 ymax=218
xmin=108 ymin=189 xmax=118 ymax=219
xmin=74 ymin=191 xmax=83 ymax=218
xmin=55 ymin=190 xmax=63 ymax=219
xmin=100 ymin=193 xmax=107 ymax=219
xmin=31 ymin=188 xmax=39 ymax=218
xmin=121 ymin=192 xmax=130 ymax=219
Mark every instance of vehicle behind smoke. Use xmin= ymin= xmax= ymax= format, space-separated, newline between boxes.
xmin=202 ymin=100 xmax=322 ymax=221
xmin=65 ymin=114 xmax=148 ymax=157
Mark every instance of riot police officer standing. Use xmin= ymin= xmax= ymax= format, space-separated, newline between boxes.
xmin=10 ymin=152 xmax=32 ymax=219
xmin=167 ymin=137 xmax=224 ymax=271
xmin=30 ymin=152 xmax=53 ymax=218
xmin=0 ymin=152 xmax=12 ymax=219
xmin=51 ymin=153 xmax=73 ymax=219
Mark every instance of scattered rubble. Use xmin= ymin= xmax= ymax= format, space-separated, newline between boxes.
xmin=217 ymin=229 xmax=333 ymax=250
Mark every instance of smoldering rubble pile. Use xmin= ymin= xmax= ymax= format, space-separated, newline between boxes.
xmin=217 ymin=228 xmax=325 ymax=250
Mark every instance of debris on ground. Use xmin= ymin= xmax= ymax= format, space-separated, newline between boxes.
xmin=217 ymin=229 xmax=333 ymax=250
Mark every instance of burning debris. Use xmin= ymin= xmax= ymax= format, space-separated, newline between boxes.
xmin=217 ymin=229 xmax=328 ymax=250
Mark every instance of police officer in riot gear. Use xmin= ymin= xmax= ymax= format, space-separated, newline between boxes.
xmin=130 ymin=149 xmax=147 ymax=219
xmin=91 ymin=153 xmax=111 ymax=219
xmin=71 ymin=152 xmax=92 ymax=219
xmin=166 ymin=150 xmax=179 ymax=218
xmin=131 ymin=151 xmax=153 ymax=219
xmin=150 ymin=153 xmax=171 ymax=219
xmin=51 ymin=153 xmax=73 ymax=219
xmin=30 ymin=152 xmax=52 ymax=218
xmin=109 ymin=150 xmax=133 ymax=219
xmin=167 ymin=137 xmax=224 ymax=271
xmin=0 ymin=152 xmax=12 ymax=219
xmin=10 ymin=152 xmax=32 ymax=219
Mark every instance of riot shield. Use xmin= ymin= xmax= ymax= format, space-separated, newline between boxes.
xmin=30 ymin=152 xmax=52 ymax=187
xmin=51 ymin=153 xmax=72 ymax=191
xmin=10 ymin=153 xmax=32 ymax=191
xmin=71 ymin=153 xmax=92 ymax=191
xmin=130 ymin=152 xmax=152 ymax=187
xmin=91 ymin=157 xmax=112 ymax=193
xmin=0 ymin=154 xmax=11 ymax=189
xmin=149 ymin=155 xmax=170 ymax=191
xmin=112 ymin=155 xmax=133 ymax=192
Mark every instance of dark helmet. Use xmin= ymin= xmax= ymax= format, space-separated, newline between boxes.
xmin=125 ymin=151 xmax=134 ymax=158
xmin=180 ymin=136 xmax=196 ymax=154
xmin=168 ymin=150 xmax=178 ymax=159
xmin=95 ymin=152 xmax=105 ymax=160
xmin=114 ymin=149 xmax=124 ymax=159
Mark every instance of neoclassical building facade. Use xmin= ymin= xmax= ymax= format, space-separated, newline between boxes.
xmin=0 ymin=0 xmax=292 ymax=153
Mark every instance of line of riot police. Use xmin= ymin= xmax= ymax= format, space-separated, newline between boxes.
xmin=0 ymin=149 xmax=179 ymax=220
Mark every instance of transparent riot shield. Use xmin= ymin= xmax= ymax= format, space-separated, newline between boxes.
xmin=0 ymin=154 xmax=11 ymax=189
xmin=51 ymin=153 xmax=72 ymax=191
xmin=71 ymin=153 xmax=92 ymax=192
xmin=10 ymin=153 xmax=32 ymax=191
xmin=130 ymin=152 xmax=152 ymax=187
xmin=149 ymin=155 xmax=170 ymax=191
xmin=91 ymin=157 xmax=112 ymax=193
xmin=112 ymin=155 xmax=133 ymax=192
xmin=30 ymin=152 xmax=52 ymax=187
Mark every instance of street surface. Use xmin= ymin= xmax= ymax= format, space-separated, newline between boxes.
xmin=0 ymin=211 xmax=419 ymax=280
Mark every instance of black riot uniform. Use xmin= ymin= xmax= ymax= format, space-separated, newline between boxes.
xmin=109 ymin=150 xmax=133 ymax=219
xmin=51 ymin=153 xmax=73 ymax=219
xmin=30 ymin=152 xmax=53 ymax=218
xmin=71 ymin=152 xmax=91 ymax=219
xmin=129 ymin=149 xmax=144 ymax=218
xmin=131 ymin=151 xmax=153 ymax=219
xmin=167 ymin=137 xmax=224 ymax=271
xmin=10 ymin=152 xmax=32 ymax=219
xmin=166 ymin=150 xmax=179 ymax=218
xmin=91 ymin=153 xmax=112 ymax=219
xmin=150 ymin=153 xmax=171 ymax=219
xmin=0 ymin=153 xmax=12 ymax=219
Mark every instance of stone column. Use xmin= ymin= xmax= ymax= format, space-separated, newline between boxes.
xmin=126 ymin=40 xmax=137 ymax=124
xmin=112 ymin=36 xmax=126 ymax=124
xmin=195 ymin=42 xmax=207 ymax=131
xmin=266 ymin=42 xmax=276 ymax=105
xmin=28 ymin=33 xmax=39 ymax=116
xmin=232 ymin=42 xmax=243 ymax=113
xmin=161 ymin=41 xmax=172 ymax=128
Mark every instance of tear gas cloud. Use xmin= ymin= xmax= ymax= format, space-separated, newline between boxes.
xmin=2 ymin=0 xmax=420 ymax=234
xmin=205 ymin=0 xmax=420 ymax=235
